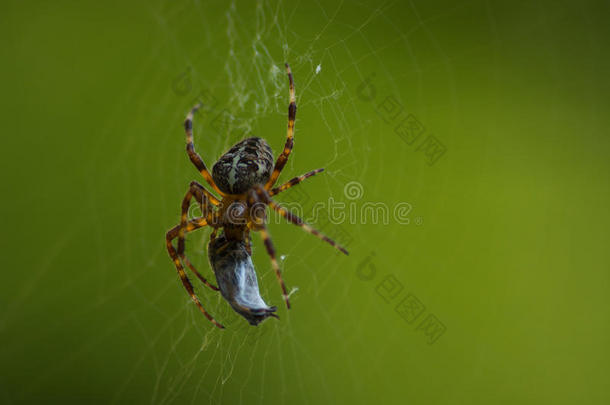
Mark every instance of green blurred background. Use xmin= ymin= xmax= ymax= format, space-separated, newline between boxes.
xmin=2 ymin=0 xmax=609 ymax=404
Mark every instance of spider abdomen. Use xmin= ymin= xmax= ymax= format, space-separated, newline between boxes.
xmin=212 ymin=137 xmax=274 ymax=194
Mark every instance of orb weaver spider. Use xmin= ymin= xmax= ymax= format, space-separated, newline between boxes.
xmin=165 ymin=64 xmax=348 ymax=328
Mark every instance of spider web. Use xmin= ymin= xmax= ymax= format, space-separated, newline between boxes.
xmin=143 ymin=2 xmax=374 ymax=402
xmin=1 ymin=0 xmax=464 ymax=403
xmin=129 ymin=2 xmax=391 ymax=403
xmin=3 ymin=1 xmax=608 ymax=403
xmin=131 ymin=2 xmax=435 ymax=403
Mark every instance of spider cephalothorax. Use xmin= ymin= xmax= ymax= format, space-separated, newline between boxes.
xmin=166 ymin=64 xmax=348 ymax=329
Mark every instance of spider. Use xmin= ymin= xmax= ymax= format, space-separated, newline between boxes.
xmin=165 ymin=63 xmax=348 ymax=328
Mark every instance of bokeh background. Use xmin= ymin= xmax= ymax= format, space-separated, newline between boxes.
xmin=2 ymin=0 xmax=609 ymax=404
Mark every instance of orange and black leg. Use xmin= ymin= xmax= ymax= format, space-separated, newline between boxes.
xmin=166 ymin=217 xmax=219 ymax=291
xmin=270 ymin=168 xmax=324 ymax=196
xmin=165 ymin=217 xmax=224 ymax=329
xmin=248 ymin=190 xmax=291 ymax=309
xmin=176 ymin=181 xmax=218 ymax=255
xmin=185 ymin=104 xmax=226 ymax=196
xmin=256 ymin=186 xmax=348 ymax=255
xmin=266 ymin=63 xmax=296 ymax=189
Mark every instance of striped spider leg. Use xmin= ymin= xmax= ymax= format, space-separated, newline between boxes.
xmin=184 ymin=104 xmax=227 ymax=197
xmin=165 ymin=181 xmax=224 ymax=329
xmin=269 ymin=168 xmax=325 ymax=196
xmin=247 ymin=185 xmax=349 ymax=310
xmin=265 ymin=63 xmax=297 ymax=189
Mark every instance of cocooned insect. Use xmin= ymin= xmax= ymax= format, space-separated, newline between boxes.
xmin=208 ymin=234 xmax=278 ymax=325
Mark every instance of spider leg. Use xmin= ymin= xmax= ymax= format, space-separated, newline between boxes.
xmin=266 ymin=63 xmax=296 ymax=189
xmin=248 ymin=190 xmax=291 ymax=309
xmin=256 ymin=186 xmax=349 ymax=255
xmin=165 ymin=220 xmax=224 ymax=329
xmin=166 ymin=217 xmax=219 ymax=291
xmin=259 ymin=226 xmax=291 ymax=309
xmin=245 ymin=229 xmax=253 ymax=255
xmin=177 ymin=181 xmax=217 ymax=255
xmin=185 ymin=104 xmax=226 ymax=196
xmin=269 ymin=168 xmax=324 ymax=196
xmin=175 ymin=181 xmax=219 ymax=290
